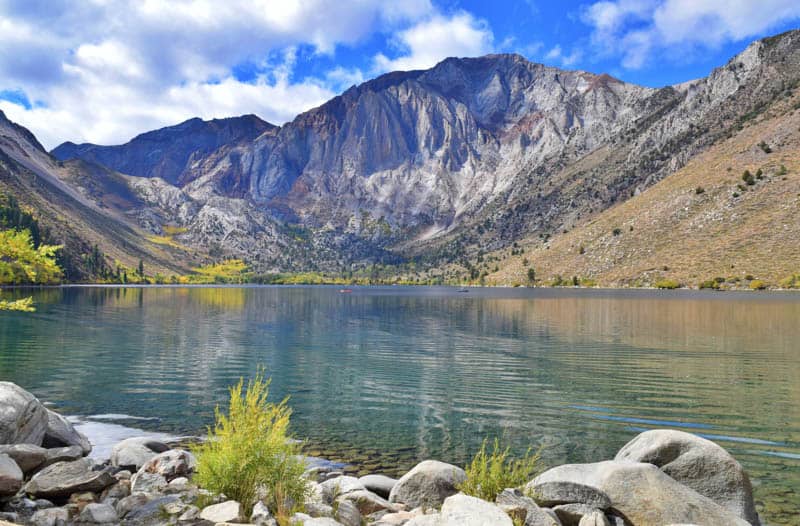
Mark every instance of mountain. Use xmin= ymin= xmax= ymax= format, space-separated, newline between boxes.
xmin=31 ymin=29 xmax=800 ymax=281
xmin=0 ymin=110 xmax=193 ymax=280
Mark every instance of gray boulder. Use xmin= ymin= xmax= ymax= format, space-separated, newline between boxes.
xmin=527 ymin=481 xmax=611 ymax=509
xmin=388 ymin=460 xmax=466 ymax=508
xmin=320 ymin=475 xmax=366 ymax=502
xmin=124 ymin=495 xmax=179 ymax=521
xmin=110 ymin=437 xmax=170 ymax=471
xmin=339 ymin=489 xmax=398 ymax=515
xmin=136 ymin=449 xmax=196 ymax=481
xmin=79 ymin=502 xmax=118 ymax=523
xmin=251 ymin=501 xmax=278 ymax=526
xmin=335 ymin=499 xmax=361 ymax=526
xmin=0 ymin=382 xmax=49 ymax=445
xmin=0 ymin=453 xmax=23 ymax=496
xmin=615 ymin=429 xmax=759 ymax=525
xmin=496 ymin=488 xmax=562 ymax=526
xmin=553 ymin=504 xmax=603 ymax=526
xmin=41 ymin=410 xmax=91 ymax=455
xmin=359 ymin=474 xmax=397 ymax=498
xmin=30 ymin=507 xmax=69 ymax=526
xmin=440 ymin=493 xmax=513 ymax=525
xmin=531 ymin=460 xmax=750 ymax=526
xmin=130 ymin=471 xmax=168 ymax=494
xmin=0 ymin=444 xmax=47 ymax=473
xmin=24 ymin=458 xmax=115 ymax=499
xmin=578 ymin=511 xmax=610 ymax=526
xmin=199 ymin=500 xmax=241 ymax=523
xmin=43 ymin=446 xmax=83 ymax=466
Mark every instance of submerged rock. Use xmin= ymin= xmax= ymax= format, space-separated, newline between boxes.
xmin=615 ymin=428 xmax=759 ymax=525
xmin=388 ymin=460 xmax=466 ymax=508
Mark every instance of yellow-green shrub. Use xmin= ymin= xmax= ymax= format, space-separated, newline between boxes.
xmin=193 ymin=373 xmax=309 ymax=521
xmin=458 ymin=439 xmax=541 ymax=502
xmin=779 ymin=273 xmax=800 ymax=289
xmin=655 ymin=279 xmax=680 ymax=289
xmin=749 ymin=279 xmax=767 ymax=290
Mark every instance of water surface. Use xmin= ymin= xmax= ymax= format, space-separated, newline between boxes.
xmin=0 ymin=286 xmax=797 ymax=524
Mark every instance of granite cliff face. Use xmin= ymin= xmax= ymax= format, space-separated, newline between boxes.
xmin=35 ymin=29 xmax=800 ymax=274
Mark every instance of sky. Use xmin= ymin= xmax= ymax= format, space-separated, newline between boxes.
xmin=1 ymin=0 xmax=799 ymax=149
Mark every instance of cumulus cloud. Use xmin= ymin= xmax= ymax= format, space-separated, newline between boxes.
xmin=0 ymin=0 xmax=435 ymax=148
xmin=544 ymin=45 xmax=584 ymax=67
xmin=373 ymin=12 xmax=494 ymax=72
xmin=582 ymin=0 xmax=800 ymax=69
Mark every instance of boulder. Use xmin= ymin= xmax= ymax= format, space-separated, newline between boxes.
xmin=335 ymin=499 xmax=362 ymax=526
xmin=552 ymin=504 xmax=602 ymax=526
xmin=137 ymin=449 xmax=196 ymax=481
xmin=531 ymin=460 xmax=750 ymax=526
xmin=615 ymin=429 xmax=759 ymax=525
xmin=24 ymin=458 xmax=115 ymax=499
xmin=578 ymin=511 xmax=610 ymax=526
xmin=388 ymin=460 xmax=466 ymax=508
xmin=359 ymin=474 xmax=397 ymax=498
xmin=130 ymin=471 xmax=168 ymax=494
xmin=124 ymin=495 xmax=179 ymax=521
xmin=527 ymin=481 xmax=611 ymax=509
xmin=320 ymin=475 xmax=366 ymax=502
xmin=0 ymin=453 xmax=24 ymax=496
xmin=78 ymin=502 xmax=118 ymax=523
xmin=115 ymin=493 xmax=151 ymax=518
xmin=339 ymin=489 xmax=398 ymax=515
xmin=43 ymin=446 xmax=83 ymax=466
xmin=0 ymin=382 xmax=49 ymax=445
xmin=405 ymin=516 xmax=442 ymax=526
xmin=440 ymin=493 xmax=513 ymax=525
xmin=496 ymin=488 xmax=561 ymax=526
xmin=200 ymin=500 xmax=242 ymax=523
xmin=0 ymin=444 xmax=47 ymax=473
xmin=30 ymin=507 xmax=69 ymax=526
xmin=110 ymin=437 xmax=169 ymax=471
xmin=41 ymin=410 xmax=91 ymax=455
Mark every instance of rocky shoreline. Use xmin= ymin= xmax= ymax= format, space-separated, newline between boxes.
xmin=1 ymin=382 xmax=763 ymax=526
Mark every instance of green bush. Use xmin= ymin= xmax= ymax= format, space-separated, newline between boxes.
xmin=779 ymin=273 xmax=800 ymax=289
xmin=749 ymin=279 xmax=767 ymax=290
xmin=698 ymin=280 xmax=720 ymax=290
xmin=758 ymin=141 xmax=772 ymax=154
xmin=458 ymin=438 xmax=541 ymax=502
xmin=742 ymin=170 xmax=755 ymax=186
xmin=193 ymin=372 xmax=309 ymax=522
xmin=655 ymin=279 xmax=680 ymax=289
xmin=695 ymin=186 xmax=705 ymax=195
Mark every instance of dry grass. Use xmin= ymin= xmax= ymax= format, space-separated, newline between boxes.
xmin=490 ymin=93 xmax=800 ymax=288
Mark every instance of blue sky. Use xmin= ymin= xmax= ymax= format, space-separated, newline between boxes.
xmin=1 ymin=0 xmax=798 ymax=148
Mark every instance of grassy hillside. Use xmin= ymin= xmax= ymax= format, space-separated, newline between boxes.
xmin=488 ymin=90 xmax=800 ymax=289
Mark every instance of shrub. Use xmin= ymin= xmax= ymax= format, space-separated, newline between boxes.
xmin=193 ymin=372 xmax=309 ymax=521
xmin=758 ymin=141 xmax=772 ymax=154
xmin=655 ymin=279 xmax=680 ymax=289
xmin=742 ymin=170 xmax=755 ymax=186
xmin=527 ymin=267 xmax=536 ymax=283
xmin=612 ymin=228 xmax=622 ymax=236
xmin=749 ymin=280 xmax=767 ymax=290
xmin=698 ymin=280 xmax=720 ymax=290
xmin=458 ymin=438 xmax=541 ymax=502
xmin=695 ymin=186 xmax=705 ymax=195
xmin=778 ymin=164 xmax=788 ymax=176
xmin=779 ymin=273 xmax=800 ymax=289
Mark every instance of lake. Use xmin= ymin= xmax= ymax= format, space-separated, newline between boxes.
xmin=0 ymin=286 xmax=798 ymax=524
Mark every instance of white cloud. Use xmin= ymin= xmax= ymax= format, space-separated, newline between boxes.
xmin=0 ymin=0 xmax=435 ymax=148
xmin=374 ymin=12 xmax=494 ymax=72
xmin=544 ymin=45 xmax=584 ymax=67
xmin=581 ymin=0 xmax=800 ymax=69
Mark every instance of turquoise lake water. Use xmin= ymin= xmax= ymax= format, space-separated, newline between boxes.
xmin=0 ymin=286 xmax=798 ymax=523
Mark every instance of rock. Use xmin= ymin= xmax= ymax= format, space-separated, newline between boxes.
xmin=251 ymin=501 xmax=278 ymax=526
xmin=615 ymin=429 xmax=759 ymax=525
xmin=335 ymin=499 xmax=362 ymax=526
xmin=43 ymin=446 xmax=84 ymax=466
xmin=496 ymin=489 xmax=561 ymax=526
xmin=177 ymin=505 xmax=200 ymax=522
xmin=30 ymin=507 xmax=69 ymax=526
xmin=200 ymin=500 xmax=242 ymax=523
xmin=0 ymin=454 xmax=23 ymax=496
xmin=405 ymin=515 xmax=441 ymax=526
xmin=389 ymin=460 xmax=466 ymax=508
xmin=100 ymin=480 xmax=130 ymax=501
xmin=0 ymin=513 xmax=18 ymax=524
xmin=110 ymin=437 xmax=170 ymax=471
xmin=0 ymin=382 xmax=49 ymax=445
xmin=124 ymin=495 xmax=179 ymax=521
xmin=531 ymin=460 xmax=750 ymax=526
xmin=24 ymin=458 xmax=115 ymax=499
xmin=578 ymin=511 xmax=610 ymax=526
xmin=41 ymin=410 xmax=91 ymax=455
xmin=0 ymin=444 xmax=47 ymax=473
xmin=439 ymin=493 xmax=513 ymax=525
xmin=78 ymin=503 xmax=118 ymax=523
xmin=130 ymin=471 xmax=168 ymax=494
xmin=68 ymin=491 xmax=97 ymax=512
xmin=320 ymin=475 xmax=366 ymax=503
xmin=372 ymin=510 xmax=425 ymax=525
xmin=137 ymin=448 xmax=196 ymax=481
xmin=553 ymin=504 xmax=601 ymax=526
xmin=359 ymin=474 xmax=397 ymax=498
xmin=116 ymin=494 xmax=150 ymax=518
xmin=303 ymin=518 xmax=346 ymax=525
xmin=114 ymin=470 xmax=132 ymax=480
xmin=340 ymin=489 xmax=398 ymax=515
xmin=527 ymin=481 xmax=611 ymax=509
xmin=305 ymin=501 xmax=334 ymax=518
